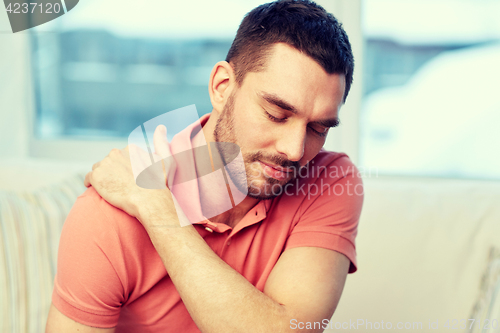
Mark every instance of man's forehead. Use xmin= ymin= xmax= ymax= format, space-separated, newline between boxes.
xmin=252 ymin=44 xmax=345 ymax=91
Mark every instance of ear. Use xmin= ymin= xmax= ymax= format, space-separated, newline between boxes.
xmin=208 ymin=61 xmax=235 ymax=115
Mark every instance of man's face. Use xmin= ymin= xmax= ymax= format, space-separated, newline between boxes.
xmin=214 ymin=43 xmax=346 ymax=200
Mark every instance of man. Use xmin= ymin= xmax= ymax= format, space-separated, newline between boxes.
xmin=46 ymin=1 xmax=363 ymax=332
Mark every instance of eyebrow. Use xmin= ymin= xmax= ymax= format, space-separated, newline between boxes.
xmin=259 ymin=91 xmax=340 ymax=128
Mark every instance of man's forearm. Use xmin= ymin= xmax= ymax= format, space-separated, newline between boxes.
xmin=144 ymin=220 xmax=292 ymax=333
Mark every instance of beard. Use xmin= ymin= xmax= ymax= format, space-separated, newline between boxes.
xmin=213 ymin=92 xmax=300 ymax=200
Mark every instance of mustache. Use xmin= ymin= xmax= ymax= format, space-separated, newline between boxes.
xmin=247 ymin=151 xmax=300 ymax=169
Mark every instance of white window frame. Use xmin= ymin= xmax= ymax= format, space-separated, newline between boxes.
xmin=320 ymin=0 xmax=362 ymax=165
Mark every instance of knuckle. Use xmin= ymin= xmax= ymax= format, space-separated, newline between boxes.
xmin=110 ymin=148 xmax=120 ymax=156
xmin=91 ymin=168 xmax=100 ymax=179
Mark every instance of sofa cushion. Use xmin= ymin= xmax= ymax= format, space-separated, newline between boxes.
xmin=329 ymin=177 xmax=500 ymax=332
xmin=0 ymin=173 xmax=86 ymax=333
xmin=468 ymin=247 xmax=500 ymax=333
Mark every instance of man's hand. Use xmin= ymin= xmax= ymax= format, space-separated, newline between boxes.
xmin=84 ymin=125 xmax=178 ymax=226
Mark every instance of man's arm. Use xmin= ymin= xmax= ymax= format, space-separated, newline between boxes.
xmin=143 ymin=216 xmax=349 ymax=333
xmin=46 ymin=304 xmax=116 ymax=333
xmin=264 ymin=247 xmax=350 ymax=329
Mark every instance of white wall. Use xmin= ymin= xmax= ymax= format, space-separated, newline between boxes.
xmin=320 ymin=0 xmax=363 ymax=165
xmin=0 ymin=11 xmax=92 ymax=190
xmin=0 ymin=8 xmax=31 ymax=159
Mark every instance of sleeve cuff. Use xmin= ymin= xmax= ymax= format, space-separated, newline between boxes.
xmin=52 ymin=286 xmax=120 ymax=328
xmin=284 ymin=231 xmax=358 ymax=273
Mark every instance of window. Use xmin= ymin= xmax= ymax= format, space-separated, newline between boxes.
xmin=31 ymin=0 xmax=270 ymax=142
xmin=360 ymin=0 xmax=500 ymax=180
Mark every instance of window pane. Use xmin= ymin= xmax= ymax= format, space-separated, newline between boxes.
xmin=360 ymin=0 xmax=500 ymax=179
xmin=31 ymin=0 xmax=268 ymax=139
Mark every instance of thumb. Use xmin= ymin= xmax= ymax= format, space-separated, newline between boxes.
xmin=153 ymin=124 xmax=176 ymax=188
xmin=153 ymin=124 xmax=172 ymax=160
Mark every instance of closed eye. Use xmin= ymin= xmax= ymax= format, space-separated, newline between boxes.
xmin=309 ymin=126 xmax=328 ymax=137
xmin=265 ymin=110 xmax=287 ymax=122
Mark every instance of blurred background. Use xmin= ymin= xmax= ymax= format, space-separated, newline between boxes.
xmin=2 ymin=0 xmax=499 ymax=180
xmin=1 ymin=1 xmax=500 ymax=332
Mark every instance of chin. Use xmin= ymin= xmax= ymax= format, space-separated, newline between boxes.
xmin=246 ymin=176 xmax=289 ymax=200
xmin=246 ymin=188 xmax=278 ymax=200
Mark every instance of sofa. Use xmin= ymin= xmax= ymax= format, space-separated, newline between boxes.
xmin=329 ymin=177 xmax=500 ymax=333
xmin=0 ymin=158 xmax=88 ymax=333
xmin=1 ymin=158 xmax=499 ymax=333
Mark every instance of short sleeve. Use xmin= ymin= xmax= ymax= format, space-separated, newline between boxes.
xmin=284 ymin=155 xmax=364 ymax=273
xmin=52 ymin=187 xmax=127 ymax=328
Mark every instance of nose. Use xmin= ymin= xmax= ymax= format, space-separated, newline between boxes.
xmin=275 ymin=124 xmax=306 ymax=162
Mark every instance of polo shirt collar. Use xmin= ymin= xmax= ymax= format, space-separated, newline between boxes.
xmin=169 ymin=113 xmax=271 ymax=233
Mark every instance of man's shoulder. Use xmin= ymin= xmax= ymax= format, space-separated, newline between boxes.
xmin=313 ymin=149 xmax=353 ymax=165
xmin=301 ymin=150 xmax=361 ymax=183
xmin=55 ymin=187 xmax=161 ymax=314
xmin=54 ymin=187 xmax=138 ymax=326
xmin=70 ymin=186 xmax=135 ymax=223
xmin=272 ymin=150 xmax=363 ymax=208
xmin=63 ymin=186 xmax=147 ymax=245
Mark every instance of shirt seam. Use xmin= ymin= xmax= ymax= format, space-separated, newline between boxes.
xmin=54 ymin=287 xmax=121 ymax=317
xmin=287 ymin=230 xmax=355 ymax=248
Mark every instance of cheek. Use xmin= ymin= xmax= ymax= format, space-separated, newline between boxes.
xmin=301 ymin=137 xmax=325 ymax=165
xmin=235 ymin=117 xmax=275 ymax=151
xmin=233 ymin=96 xmax=276 ymax=150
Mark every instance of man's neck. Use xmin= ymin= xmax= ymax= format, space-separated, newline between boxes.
xmin=208 ymin=196 xmax=259 ymax=228
xmin=193 ymin=112 xmax=259 ymax=228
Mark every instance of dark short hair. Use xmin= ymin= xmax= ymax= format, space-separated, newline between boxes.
xmin=226 ymin=0 xmax=354 ymax=103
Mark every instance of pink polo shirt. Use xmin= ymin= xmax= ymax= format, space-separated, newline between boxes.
xmin=52 ymin=114 xmax=363 ymax=332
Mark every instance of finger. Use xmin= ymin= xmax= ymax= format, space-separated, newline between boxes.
xmin=84 ymin=172 xmax=92 ymax=188
xmin=129 ymin=143 xmax=150 ymax=163
xmin=108 ymin=148 xmax=123 ymax=161
xmin=92 ymin=162 xmax=100 ymax=170
xmin=129 ymin=143 xmax=153 ymax=182
xmin=153 ymin=125 xmax=177 ymax=188
xmin=153 ymin=125 xmax=172 ymax=161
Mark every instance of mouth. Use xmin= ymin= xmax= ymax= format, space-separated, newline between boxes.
xmin=258 ymin=161 xmax=294 ymax=181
